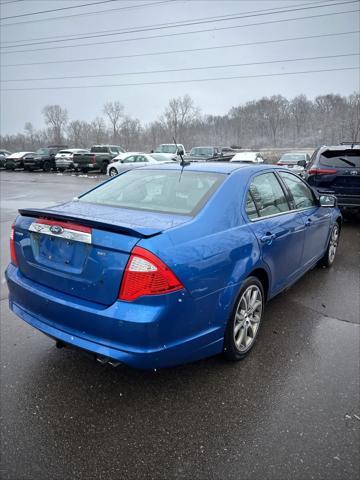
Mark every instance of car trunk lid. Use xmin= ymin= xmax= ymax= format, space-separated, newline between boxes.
xmin=15 ymin=202 xmax=191 ymax=306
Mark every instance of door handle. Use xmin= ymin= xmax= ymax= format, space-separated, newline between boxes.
xmin=260 ymin=233 xmax=276 ymax=243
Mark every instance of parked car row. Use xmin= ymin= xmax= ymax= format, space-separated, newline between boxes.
xmin=2 ymin=141 xmax=359 ymax=211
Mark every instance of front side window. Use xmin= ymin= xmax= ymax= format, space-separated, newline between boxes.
xmin=279 ymin=172 xmax=315 ymax=209
xmin=123 ymin=156 xmax=136 ymax=163
xmin=247 ymin=173 xmax=290 ymax=218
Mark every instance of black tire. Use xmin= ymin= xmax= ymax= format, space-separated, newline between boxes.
xmin=109 ymin=167 xmax=118 ymax=177
xmin=223 ymin=276 xmax=265 ymax=361
xmin=43 ymin=160 xmax=51 ymax=172
xmin=318 ymin=222 xmax=340 ymax=268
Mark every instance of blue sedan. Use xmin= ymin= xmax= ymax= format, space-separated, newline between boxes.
xmin=6 ymin=163 xmax=341 ymax=368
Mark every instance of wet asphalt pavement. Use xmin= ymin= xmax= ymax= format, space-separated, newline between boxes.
xmin=0 ymin=171 xmax=359 ymax=480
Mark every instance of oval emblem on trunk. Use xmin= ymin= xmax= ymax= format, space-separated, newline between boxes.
xmin=49 ymin=225 xmax=64 ymax=234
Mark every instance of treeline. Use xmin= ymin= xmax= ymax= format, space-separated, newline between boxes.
xmin=1 ymin=93 xmax=359 ymax=153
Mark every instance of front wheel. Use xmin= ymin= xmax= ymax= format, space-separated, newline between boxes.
xmin=223 ymin=276 xmax=264 ymax=361
xmin=319 ymin=223 xmax=340 ymax=268
xmin=109 ymin=167 xmax=118 ymax=177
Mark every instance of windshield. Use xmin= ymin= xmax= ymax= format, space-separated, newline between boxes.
xmin=190 ymin=147 xmax=213 ymax=157
xmin=320 ymin=149 xmax=360 ymax=168
xmin=154 ymin=145 xmax=177 ymax=154
xmin=79 ymin=169 xmax=224 ymax=215
xmin=280 ymin=154 xmax=306 ymax=163
xmin=36 ymin=148 xmax=49 ymax=155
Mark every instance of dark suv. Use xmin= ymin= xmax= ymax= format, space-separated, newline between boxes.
xmin=23 ymin=145 xmax=68 ymax=172
xmin=305 ymin=143 xmax=360 ymax=211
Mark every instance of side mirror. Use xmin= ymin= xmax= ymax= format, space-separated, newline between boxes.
xmin=297 ymin=159 xmax=306 ymax=167
xmin=213 ymin=152 xmax=218 ymax=157
xmin=177 ymin=149 xmax=184 ymax=156
xmin=319 ymin=194 xmax=336 ymax=207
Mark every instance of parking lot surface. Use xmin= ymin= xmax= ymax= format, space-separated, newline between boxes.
xmin=1 ymin=171 xmax=359 ymax=480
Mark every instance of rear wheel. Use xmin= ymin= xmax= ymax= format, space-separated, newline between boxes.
xmin=319 ymin=223 xmax=340 ymax=268
xmin=101 ymin=161 xmax=109 ymax=174
xmin=224 ymin=276 xmax=264 ymax=361
xmin=43 ymin=160 xmax=51 ymax=172
xmin=109 ymin=167 xmax=118 ymax=177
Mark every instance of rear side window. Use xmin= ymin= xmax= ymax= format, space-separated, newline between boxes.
xmin=279 ymin=172 xmax=315 ymax=209
xmin=245 ymin=192 xmax=258 ymax=219
xmin=79 ymin=169 xmax=224 ymax=215
xmin=91 ymin=147 xmax=107 ymax=153
xmin=247 ymin=172 xmax=290 ymax=218
xmin=319 ymin=149 xmax=360 ymax=168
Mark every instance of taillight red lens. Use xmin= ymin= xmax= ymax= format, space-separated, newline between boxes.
xmin=119 ymin=246 xmax=183 ymax=301
xmin=308 ymin=168 xmax=337 ymax=175
xmin=10 ymin=224 xmax=18 ymax=265
xmin=92 ymin=154 xmax=96 ymax=164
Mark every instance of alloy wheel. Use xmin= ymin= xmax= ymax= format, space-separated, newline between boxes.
xmin=233 ymin=285 xmax=263 ymax=352
xmin=328 ymin=224 xmax=339 ymax=264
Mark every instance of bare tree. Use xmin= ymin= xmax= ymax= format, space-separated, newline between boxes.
xmin=346 ymin=92 xmax=360 ymax=142
xmin=289 ymin=95 xmax=312 ymax=142
xmin=259 ymin=96 xmax=289 ymax=147
xmin=67 ymin=120 xmax=83 ymax=147
xmin=103 ymin=101 xmax=124 ymax=143
xmin=42 ymin=105 xmax=68 ymax=144
xmin=91 ymin=117 xmax=107 ymax=144
xmin=120 ymin=116 xmax=142 ymax=150
xmin=161 ymin=95 xmax=200 ymax=144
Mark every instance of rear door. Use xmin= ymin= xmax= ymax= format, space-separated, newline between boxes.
xmin=278 ymin=171 xmax=330 ymax=267
xmin=245 ymin=172 xmax=306 ymax=294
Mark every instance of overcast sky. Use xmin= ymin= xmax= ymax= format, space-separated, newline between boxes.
xmin=0 ymin=0 xmax=359 ymax=134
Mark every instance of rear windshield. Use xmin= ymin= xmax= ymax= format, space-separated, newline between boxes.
xmin=79 ymin=169 xmax=224 ymax=215
xmin=190 ymin=147 xmax=213 ymax=156
xmin=280 ymin=154 xmax=306 ymax=163
xmin=320 ymin=149 xmax=360 ymax=168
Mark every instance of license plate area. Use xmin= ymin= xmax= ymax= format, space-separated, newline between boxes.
xmin=31 ymin=233 xmax=89 ymax=273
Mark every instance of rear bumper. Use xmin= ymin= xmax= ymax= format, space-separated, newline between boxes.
xmin=5 ymin=264 xmax=223 ymax=369
xmin=56 ymin=159 xmax=73 ymax=169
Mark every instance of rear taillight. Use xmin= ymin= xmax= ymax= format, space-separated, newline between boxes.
xmin=308 ymin=168 xmax=337 ymax=175
xmin=92 ymin=154 xmax=96 ymax=164
xmin=119 ymin=246 xmax=183 ymax=301
xmin=10 ymin=223 xmax=18 ymax=265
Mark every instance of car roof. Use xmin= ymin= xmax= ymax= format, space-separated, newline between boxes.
xmin=135 ymin=161 xmax=276 ymax=174
xmin=281 ymin=151 xmax=309 ymax=155
xmin=319 ymin=144 xmax=360 ymax=152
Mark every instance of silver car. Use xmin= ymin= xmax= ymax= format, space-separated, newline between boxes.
xmin=107 ymin=153 xmax=172 ymax=177
xmin=55 ymin=149 xmax=89 ymax=171
xmin=277 ymin=152 xmax=311 ymax=176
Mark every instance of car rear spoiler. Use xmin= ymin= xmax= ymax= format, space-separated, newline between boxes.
xmin=18 ymin=208 xmax=162 ymax=238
